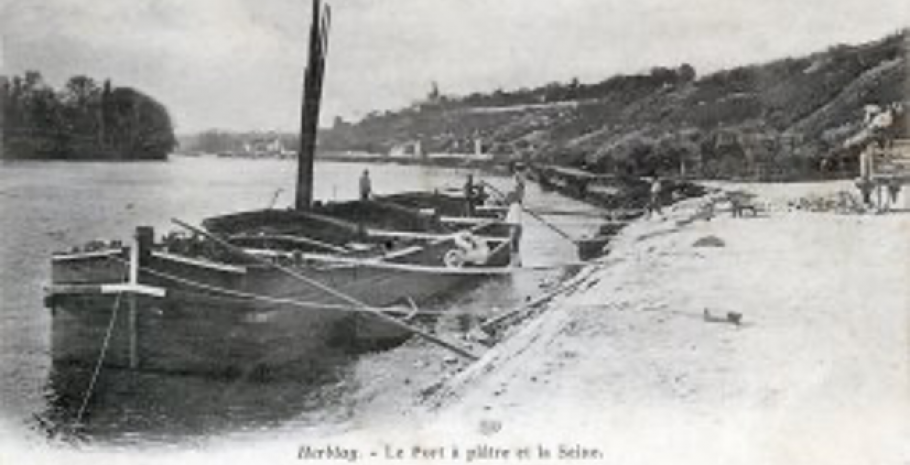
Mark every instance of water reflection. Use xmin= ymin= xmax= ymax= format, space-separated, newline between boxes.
xmin=40 ymin=360 xmax=353 ymax=445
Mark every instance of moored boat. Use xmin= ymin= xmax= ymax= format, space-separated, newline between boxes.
xmin=47 ymin=201 xmax=511 ymax=378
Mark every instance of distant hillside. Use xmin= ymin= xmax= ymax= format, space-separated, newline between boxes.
xmin=321 ymin=31 xmax=908 ymax=180
xmin=1 ymin=72 xmax=176 ymax=161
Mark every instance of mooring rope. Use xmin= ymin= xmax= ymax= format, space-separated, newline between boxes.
xmin=480 ymin=180 xmax=579 ymax=244
xmin=73 ymin=290 xmax=123 ymax=428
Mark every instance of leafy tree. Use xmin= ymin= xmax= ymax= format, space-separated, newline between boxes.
xmin=0 ymin=71 xmax=176 ymax=160
xmin=678 ymin=63 xmax=696 ymax=83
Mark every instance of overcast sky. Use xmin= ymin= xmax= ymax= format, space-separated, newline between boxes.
xmin=1 ymin=0 xmax=908 ymax=133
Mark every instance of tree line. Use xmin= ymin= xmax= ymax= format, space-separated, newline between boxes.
xmin=431 ymin=64 xmax=696 ymax=110
xmin=1 ymin=71 xmax=177 ymax=160
xmin=331 ymin=29 xmax=908 ymax=182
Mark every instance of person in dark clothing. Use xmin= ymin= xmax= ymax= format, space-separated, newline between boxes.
xmin=887 ymin=179 xmax=901 ymax=209
xmin=475 ymin=184 xmax=489 ymax=206
xmin=359 ymin=169 xmax=372 ymax=201
xmin=464 ymin=174 xmax=476 ymax=216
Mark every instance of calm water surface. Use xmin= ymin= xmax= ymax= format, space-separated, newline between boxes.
xmin=0 ymin=156 xmax=601 ymax=447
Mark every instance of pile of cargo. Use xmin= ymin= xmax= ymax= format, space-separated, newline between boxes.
xmin=788 ymin=190 xmax=865 ymax=213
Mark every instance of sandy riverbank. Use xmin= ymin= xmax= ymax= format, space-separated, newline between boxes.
xmin=348 ymin=182 xmax=910 ymax=464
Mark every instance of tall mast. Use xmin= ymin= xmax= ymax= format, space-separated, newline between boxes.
xmin=296 ymin=0 xmax=331 ymax=210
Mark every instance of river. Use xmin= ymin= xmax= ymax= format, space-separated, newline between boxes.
xmin=0 ymin=156 xmax=603 ymax=448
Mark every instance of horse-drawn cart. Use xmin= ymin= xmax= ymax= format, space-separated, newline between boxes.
xmin=856 ymin=139 xmax=910 ymax=211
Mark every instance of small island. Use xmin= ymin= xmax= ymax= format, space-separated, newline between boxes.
xmin=1 ymin=72 xmax=176 ymax=161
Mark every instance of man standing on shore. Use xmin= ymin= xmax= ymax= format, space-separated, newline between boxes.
xmin=886 ymin=178 xmax=901 ymax=211
xmin=512 ymin=169 xmax=526 ymax=204
xmin=648 ymin=175 xmax=663 ymax=218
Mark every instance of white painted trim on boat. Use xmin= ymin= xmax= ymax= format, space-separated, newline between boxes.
xmin=152 ymin=251 xmax=247 ymax=274
xmin=46 ymin=283 xmax=167 ymax=298
xmin=244 ymin=248 xmax=289 ymax=258
xmin=367 ymin=229 xmax=506 ymax=243
xmin=228 ymin=232 xmax=347 ymax=253
xmin=440 ymin=216 xmax=497 ymax=224
xmin=51 ymin=248 xmax=124 ymax=262
xmin=286 ymin=252 xmax=522 ymax=275
xmin=101 ymin=283 xmax=168 ymax=297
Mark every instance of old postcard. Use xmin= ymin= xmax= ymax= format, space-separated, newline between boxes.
xmin=1 ymin=0 xmax=909 ymax=463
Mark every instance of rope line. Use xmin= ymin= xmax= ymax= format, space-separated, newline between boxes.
xmin=73 ymin=290 xmax=123 ymax=428
xmin=480 ymin=180 xmax=579 ymax=243
xmin=172 ymin=218 xmax=481 ymax=360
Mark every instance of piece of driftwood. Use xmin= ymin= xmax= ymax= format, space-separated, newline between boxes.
xmin=480 ymin=267 xmax=596 ymax=333
xmin=703 ymin=308 xmax=743 ymax=326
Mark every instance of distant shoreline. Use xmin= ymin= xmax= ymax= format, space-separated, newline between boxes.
xmin=184 ymin=151 xmax=512 ymax=171
xmin=320 ymin=153 xmax=505 ymax=171
xmin=0 ymin=156 xmax=169 ymax=163
xmin=0 ymin=153 xmax=508 ymax=173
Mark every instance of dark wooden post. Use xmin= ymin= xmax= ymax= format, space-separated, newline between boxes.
xmin=128 ymin=292 xmax=138 ymax=368
xmin=128 ymin=226 xmax=154 ymax=369
xmin=135 ymin=226 xmax=154 ymax=266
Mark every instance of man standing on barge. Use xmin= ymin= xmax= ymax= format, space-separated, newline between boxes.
xmin=359 ymin=169 xmax=372 ymax=200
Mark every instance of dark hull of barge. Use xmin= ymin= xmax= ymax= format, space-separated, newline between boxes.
xmin=46 ymin=202 xmax=511 ymax=379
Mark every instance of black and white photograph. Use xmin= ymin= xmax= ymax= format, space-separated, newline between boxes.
xmin=1 ymin=0 xmax=909 ymax=463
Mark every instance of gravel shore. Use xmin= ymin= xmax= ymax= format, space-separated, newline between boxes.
xmin=351 ymin=183 xmax=910 ymax=464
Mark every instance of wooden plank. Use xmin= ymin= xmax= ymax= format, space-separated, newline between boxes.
xmin=367 ymin=228 xmax=505 ymax=243
xmin=101 ymin=283 xmax=168 ymax=298
xmin=52 ymin=248 xmax=123 ymax=262
xmin=152 ymin=251 xmax=247 ymax=274
xmin=46 ymin=283 xmax=167 ymax=297
xmin=227 ymin=232 xmax=348 ymax=254
xmin=439 ymin=216 xmax=494 ymax=225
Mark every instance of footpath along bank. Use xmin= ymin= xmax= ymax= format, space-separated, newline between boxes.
xmin=350 ymin=183 xmax=910 ymax=465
